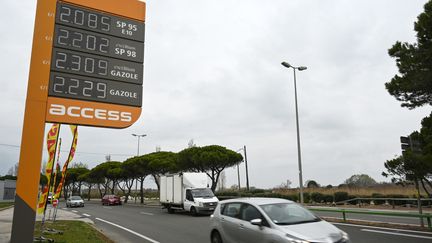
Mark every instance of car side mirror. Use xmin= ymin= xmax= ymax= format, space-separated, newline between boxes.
xmin=250 ymin=218 xmax=262 ymax=226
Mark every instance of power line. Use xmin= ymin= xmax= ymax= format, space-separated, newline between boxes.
xmin=0 ymin=143 xmax=134 ymax=157
xmin=0 ymin=143 xmax=20 ymax=148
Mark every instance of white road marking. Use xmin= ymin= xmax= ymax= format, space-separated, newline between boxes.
xmin=140 ymin=212 xmax=154 ymax=216
xmin=83 ymin=213 xmax=91 ymax=217
xmin=332 ymin=222 xmax=432 ymax=235
xmin=96 ymin=217 xmax=160 ymax=243
xmin=102 ymin=206 xmax=112 ymax=209
xmin=71 ymin=210 xmax=78 ymax=213
xmin=361 ymin=229 xmax=432 ymax=239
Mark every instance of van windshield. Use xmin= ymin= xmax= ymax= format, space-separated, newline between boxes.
xmin=191 ymin=188 xmax=214 ymax=198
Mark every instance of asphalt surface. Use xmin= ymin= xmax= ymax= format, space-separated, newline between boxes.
xmin=62 ymin=200 xmax=210 ymax=243
xmin=60 ymin=201 xmax=432 ymax=243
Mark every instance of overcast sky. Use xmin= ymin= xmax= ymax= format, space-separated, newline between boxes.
xmin=1 ymin=0 xmax=431 ymax=189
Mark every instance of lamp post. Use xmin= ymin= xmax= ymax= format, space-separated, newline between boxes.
xmin=281 ymin=61 xmax=307 ymax=204
xmin=132 ymin=133 xmax=147 ymax=156
xmin=132 ymin=133 xmax=146 ymax=203
xmin=237 ymin=146 xmax=250 ymax=191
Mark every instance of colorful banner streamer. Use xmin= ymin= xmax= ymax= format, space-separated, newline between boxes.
xmin=51 ymin=138 xmax=62 ymax=201
xmin=37 ymin=124 xmax=60 ymax=214
xmin=54 ymin=125 xmax=78 ymax=200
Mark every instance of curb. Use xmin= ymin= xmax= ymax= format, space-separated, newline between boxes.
xmin=0 ymin=205 xmax=14 ymax=211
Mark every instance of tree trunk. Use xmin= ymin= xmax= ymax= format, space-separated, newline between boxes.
xmin=415 ymin=180 xmax=424 ymax=227
xmin=78 ymin=182 xmax=82 ymax=195
xmin=140 ymin=177 xmax=144 ymax=204
xmin=63 ymin=184 xmax=68 ymax=200
xmin=111 ymin=180 xmax=116 ymax=194
xmin=152 ymin=174 xmax=160 ymax=191
xmin=87 ymin=184 xmax=92 ymax=201
xmin=97 ymin=184 xmax=103 ymax=199
xmin=420 ymin=179 xmax=431 ymax=197
xmin=125 ymin=178 xmax=134 ymax=204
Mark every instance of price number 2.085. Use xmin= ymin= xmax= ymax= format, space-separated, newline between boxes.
xmin=58 ymin=5 xmax=110 ymax=32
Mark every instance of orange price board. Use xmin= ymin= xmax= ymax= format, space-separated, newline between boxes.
xmin=11 ymin=1 xmax=145 ymax=242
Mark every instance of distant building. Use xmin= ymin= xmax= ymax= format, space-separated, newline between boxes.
xmin=0 ymin=179 xmax=16 ymax=200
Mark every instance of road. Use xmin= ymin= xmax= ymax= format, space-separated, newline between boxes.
xmin=62 ymin=201 xmax=432 ymax=243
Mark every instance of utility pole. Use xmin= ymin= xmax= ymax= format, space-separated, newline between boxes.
xmin=243 ymin=145 xmax=250 ymax=191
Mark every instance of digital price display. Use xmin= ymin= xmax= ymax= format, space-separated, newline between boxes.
xmin=55 ymin=2 xmax=145 ymax=42
xmin=46 ymin=1 xmax=145 ymax=126
xmin=49 ymin=72 xmax=142 ymax=107
xmin=51 ymin=48 xmax=143 ymax=84
xmin=53 ymin=25 xmax=144 ymax=62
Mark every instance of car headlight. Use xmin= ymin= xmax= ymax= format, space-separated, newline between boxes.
xmin=199 ymin=202 xmax=203 ymax=207
xmin=286 ymin=235 xmax=309 ymax=243
xmin=341 ymin=231 xmax=349 ymax=241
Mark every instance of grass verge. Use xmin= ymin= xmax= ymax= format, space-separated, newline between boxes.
xmin=34 ymin=221 xmax=114 ymax=243
xmin=0 ymin=202 xmax=14 ymax=209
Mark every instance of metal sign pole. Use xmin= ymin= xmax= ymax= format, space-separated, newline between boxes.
xmin=11 ymin=0 xmax=56 ymax=241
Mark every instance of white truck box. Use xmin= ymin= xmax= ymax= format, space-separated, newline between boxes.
xmin=160 ymin=172 xmax=218 ymax=215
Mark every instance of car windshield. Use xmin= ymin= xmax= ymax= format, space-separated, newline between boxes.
xmin=191 ymin=188 xmax=214 ymax=198
xmin=260 ymin=203 xmax=321 ymax=225
xmin=71 ymin=196 xmax=82 ymax=200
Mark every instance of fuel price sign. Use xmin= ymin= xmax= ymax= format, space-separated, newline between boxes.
xmin=12 ymin=1 xmax=146 ymax=242
xmin=45 ymin=1 xmax=145 ymax=128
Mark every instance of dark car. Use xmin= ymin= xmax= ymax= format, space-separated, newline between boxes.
xmin=102 ymin=194 xmax=122 ymax=206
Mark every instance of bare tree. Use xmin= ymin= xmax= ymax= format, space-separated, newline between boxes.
xmin=7 ymin=163 xmax=18 ymax=176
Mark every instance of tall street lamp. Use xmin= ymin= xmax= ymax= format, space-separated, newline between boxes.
xmin=281 ymin=61 xmax=307 ymax=204
xmin=235 ymin=149 xmax=242 ymax=190
xmin=237 ymin=146 xmax=250 ymax=191
xmin=132 ymin=133 xmax=146 ymax=203
xmin=132 ymin=133 xmax=147 ymax=156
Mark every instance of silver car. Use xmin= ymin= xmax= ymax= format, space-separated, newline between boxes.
xmin=66 ymin=196 xmax=85 ymax=208
xmin=209 ymin=198 xmax=349 ymax=243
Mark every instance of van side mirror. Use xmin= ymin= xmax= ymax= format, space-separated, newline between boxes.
xmin=250 ymin=218 xmax=262 ymax=226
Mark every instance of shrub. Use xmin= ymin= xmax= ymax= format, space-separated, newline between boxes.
xmin=311 ymin=192 xmax=324 ymax=203
xmin=249 ymin=188 xmax=266 ymax=194
xmin=323 ymin=194 xmax=334 ymax=203
xmin=334 ymin=191 xmax=349 ymax=202
xmin=215 ymin=191 xmax=239 ymax=197
xmin=386 ymin=194 xmax=409 ymax=206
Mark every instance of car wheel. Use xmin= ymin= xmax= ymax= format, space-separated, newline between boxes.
xmin=190 ymin=207 xmax=198 ymax=216
xmin=211 ymin=231 xmax=223 ymax=243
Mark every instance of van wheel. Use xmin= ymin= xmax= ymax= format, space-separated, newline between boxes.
xmin=190 ymin=207 xmax=198 ymax=216
xmin=211 ymin=231 xmax=223 ymax=243
xmin=167 ymin=207 xmax=175 ymax=214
